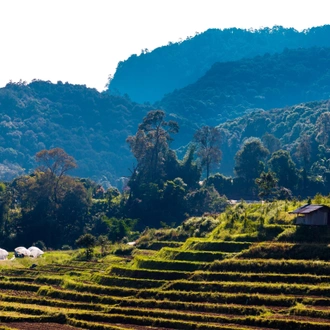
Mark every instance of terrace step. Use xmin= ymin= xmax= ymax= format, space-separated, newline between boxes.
xmin=181 ymin=239 xmax=253 ymax=252
xmin=109 ymin=266 xmax=190 ymax=280
xmin=136 ymin=240 xmax=184 ymax=250
xmin=68 ymin=311 xmax=270 ymax=330
xmin=68 ymin=308 xmax=330 ymax=330
xmin=161 ymin=279 xmax=330 ymax=296
xmin=91 ymin=274 xmax=165 ymax=289
xmin=133 ymin=256 xmax=208 ymax=271
xmin=109 ymin=266 xmax=330 ymax=285
xmin=0 ymin=280 xmax=41 ymax=292
xmin=189 ymin=271 xmax=330 ymax=284
xmin=156 ymin=247 xmax=234 ymax=262
xmin=0 ymin=290 xmax=277 ymax=317
xmin=209 ymin=258 xmax=330 ymax=275
xmin=236 ymin=242 xmax=330 ymax=261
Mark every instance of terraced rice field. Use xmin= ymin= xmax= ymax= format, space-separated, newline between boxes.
xmin=1 ymin=240 xmax=330 ymax=329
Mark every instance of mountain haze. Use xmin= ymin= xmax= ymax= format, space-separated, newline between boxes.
xmin=109 ymin=25 xmax=330 ymax=103
xmin=158 ymin=46 xmax=330 ymax=146
xmin=3 ymin=26 xmax=330 ymax=186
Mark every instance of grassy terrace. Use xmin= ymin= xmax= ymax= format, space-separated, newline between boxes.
xmin=1 ymin=246 xmax=330 ymax=329
xmin=1 ymin=200 xmax=330 ymax=329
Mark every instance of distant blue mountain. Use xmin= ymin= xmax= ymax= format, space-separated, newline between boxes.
xmin=108 ymin=25 xmax=330 ymax=103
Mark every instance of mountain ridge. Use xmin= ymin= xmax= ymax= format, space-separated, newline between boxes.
xmin=109 ymin=25 xmax=330 ymax=103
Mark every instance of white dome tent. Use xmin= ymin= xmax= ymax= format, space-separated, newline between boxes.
xmin=14 ymin=246 xmax=31 ymax=257
xmin=0 ymin=248 xmax=8 ymax=260
xmin=28 ymin=246 xmax=44 ymax=258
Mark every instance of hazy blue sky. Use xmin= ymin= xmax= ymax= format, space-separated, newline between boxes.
xmin=1 ymin=0 xmax=329 ymax=91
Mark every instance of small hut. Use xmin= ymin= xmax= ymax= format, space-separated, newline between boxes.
xmin=289 ymin=204 xmax=330 ymax=225
xmin=14 ymin=246 xmax=31 ymax=258
xmin=28 ymin=246 xmax=44 ymax=258
xmin=0 ymin=248 xmax=8 ymax=260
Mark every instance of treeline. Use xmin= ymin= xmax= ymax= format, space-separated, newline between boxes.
xmin=2 ymin=60 xmax=330 ymax=191
xmin=0 ymin=110 xmax=228 ymax=249
xmin=109 ymin=25 xmax=330 ymax=103
xmin=2 ymin=108 xmax=330 ymax=250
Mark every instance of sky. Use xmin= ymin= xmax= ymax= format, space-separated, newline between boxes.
xmin=1 ymin=0 xmax=329 ymax=91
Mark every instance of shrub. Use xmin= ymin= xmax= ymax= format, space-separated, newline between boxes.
xmin=75 ymin=234 xmax=97 ymax=260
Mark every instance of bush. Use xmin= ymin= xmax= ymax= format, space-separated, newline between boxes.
xmin=112 ymin=244 xmax=135 ymax=256
xmin=75 ymin=234 xmax=97 ymax=260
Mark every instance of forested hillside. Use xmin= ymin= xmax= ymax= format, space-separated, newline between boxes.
xmin=2 ymin=79 xmax=330 ymax=193
xmin=3 ymin=30 xmax=330 ymax=193
xmin=109 ymin=25 xmax=330 ymax=103
xmin=159 ymin=47 xmax=330 ymax=146
xmin=218 ymin=99 xmax=330 ymax=177
xmin=0 ymin=81 xmax=154 ymax=184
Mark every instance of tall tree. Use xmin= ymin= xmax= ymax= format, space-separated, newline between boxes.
xmin=234 ymin=138 xmax=269 ymax=183
xmin=178 ymin=145 xmax=201 ymax=189
xmin=75 ymin=234 xmax=97 ymax=260
xmin=255 ymin=171 xmax=278 ymax=200
xmin=127 ymin=110 xmax=179 ymax=183
xmin=194 ymin=126 xmax=222 ymax=180
xmin=125 ymin=110 xmax=180 ymax=226
xmin=36 ymin=148 xmax=77 ymax=204
xmin=268 ymin=150 xmax=299 ymax=190
xmin=12 ymin=149 xmax=90 ymax=248
xmin=36 ymin=148 xmax=77 ymax=177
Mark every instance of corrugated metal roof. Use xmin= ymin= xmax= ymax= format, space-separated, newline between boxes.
xmin=290 ymin=204 xmax=327 ymax=214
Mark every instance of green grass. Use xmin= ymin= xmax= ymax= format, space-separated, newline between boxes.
xmin=2 ymin=199 xmax=330 ymax=329
xmin=237 ymin=242 xmax=330 ymax=260
xmin=133 ymin=255 xmax=208 ymax=271
xmin=209 ymin=257 xmax=330 ymax=275
xmin=156 ymin=247 xmax=232 ymax=262
xmin=108 ymin=265 xmax=190 ymax=280
xmin=181 ymin=238 xmax=253 ymax=252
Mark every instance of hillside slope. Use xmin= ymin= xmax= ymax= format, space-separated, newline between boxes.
xmin=218 ymin=99 xmax=330 ymax=175
xmin=109 ymin=25 xmax=330 ymax=103
xmin=1 ymin=82 xmax=330 ymax=185
xmin=158 ymin=47 xmax=330 ymax=147
xmin=2 ymin=200 xmax=330 ymax=329
xmin=0 ymin=81 xmax=154 ymax=184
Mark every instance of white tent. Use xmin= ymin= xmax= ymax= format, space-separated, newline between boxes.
xmin=0 ymin=248 xmax=8 ymax=260
xmin=28 ymin=246 xmax=44 ymax=258
xmin=14 ymin=246 xmax=31 ymax=257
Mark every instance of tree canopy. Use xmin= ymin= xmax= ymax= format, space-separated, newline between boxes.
xmin=234 ymin=138 xmax=269 ymax=182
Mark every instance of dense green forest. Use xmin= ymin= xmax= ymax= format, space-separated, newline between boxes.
xmin=218 ymin=99 xmax=330 ymax=177
xmin=159 ymin=47 xmax=330 ymax=145
xmin=0 ymin=80 xmax=153 ymax=184
xmin=109 ymin=25 xmax=330 ymax=103
xmin=3 ymin=46 xmax=330 ymax=186
xmin=0 ymin=112 xmax=228 ymax=249
xmin=2 ymin=104 xmax=330 ymax=250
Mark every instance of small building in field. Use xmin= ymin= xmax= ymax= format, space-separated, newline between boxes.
xmin=0 ymin=248 xmax=8 ymax=260
xmin=289 ymin=204 xmax=330 ymax=225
